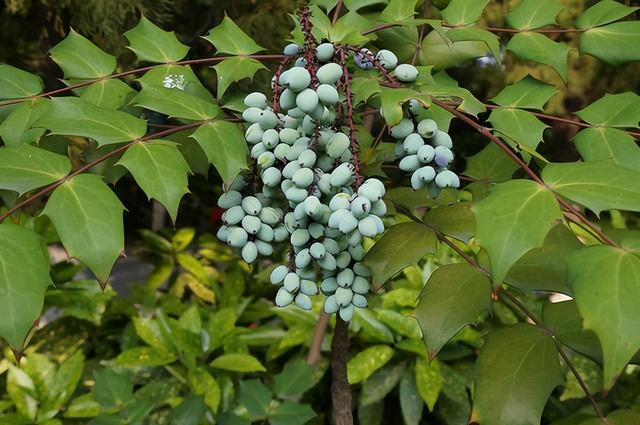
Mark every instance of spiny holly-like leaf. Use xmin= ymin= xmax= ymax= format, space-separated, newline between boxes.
xmin=190 ymin=120 xmax=248 ymax=185
xmin=507 ymin=32 xmax=570 ymax=82
xmin=0 ymin=99 xmax=50 ymax=146
xmin=124 ymin=15 xmax=190 ymax=63
xmin=464 ymin=143 xmax=519 ymax=185
xmin=213 ymin=57 xmax=267 ymax=99
xmin=49 ymin=29 xmax=116 ymax=79
xmin=415 ymin=263 xmax=492 ymax=359
xmin=491 ymin=75 xmax=557 ymax=110
xmin=347 ymin=345 xmax=395 ymax=384
xmin=418 ymin=83 xmax=485 ymax=116
xmin=34 ymin=97 xmax=147 ymax=146
xmin=568 ymin=245 xmax=640 ymax=389
xmin=473 ymin=179 xmax=562 ymax=284
xmin=116 ymin=141 xmax=191 ymax=222
xmin=0 ymin=64 xmax=43 ymax=100
xmin=542 ymin=161 xmax=640 ymax=215
xmin=581 ymin=409 xmax=640 ymax=425
xmin=202 ymin=16 xmax=265 ymax=55
xmin=132 ymin=83 xmax=219 ymax=120
xmin=42 ymin=174 xmax=125 ymax=283
xmin=379 ymin=87 xmax=431 ymax=126
xmin=419 ymin=30 xmax=489 ymax=71
xmin=423 ymin=202 xmax=475 ymax=243
xmin=505 ymin=224 xmax=581 ymax=295
xmin=343 ymin=0 xmax=384 ymax=11
xmin=580 ymin=22 xmax=640 ymax=66
xmin=210 ymin=353 xmax=266 ymax=372
xmin=506 ymin=0 xmax=564 ymax=30
xmin=576 ymin=0 xmax=639 ymax=29
xmin=379 ymin=0 xmax=418 ymax=23
xmin=543 ymin=300 xmax=603 ymax=364
xmin=80 ymin=79 xmax=136 ymax=110
xmin=0 ymin=224 xmax=52 ymax=348
xmin=0 ymin=144 xmax=71 ymax=195
xmin=574 ymin=127 xmax=640 ymax=172
xmin=576 ymin=92 xmax=640 ymax=128
xmin=362 ymin=222 xmax=437 ymax=289
xmin=441 ymin=0 xmax=490 ymax=25
xmin=471 ymin=324 xmax=563 ymax=425
xmin=351 ymin=76 xmax=382 ymax=105
xmin=138 ymin=64 xmax=215 ymax=102
xmin=445 ymin=28 xmax=501 ymax=66
xmin=489 ymin=107 xmax=549 ymax=151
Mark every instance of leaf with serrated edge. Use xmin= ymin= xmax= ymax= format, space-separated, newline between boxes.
xmin=0 ymin=224 xmax=52 ymax=348
xmin=491 ymin=75 xmax=557 ymax=110
xmin=42 ymin=174 xmax=125 ymax=283
xmin=202 ymin=16 xmax=264 ymax=55
xmin=49 ymin=29 xmax=116 ymax=79
xmin=580 ymin=22 xmax=640 ymax=67
xmin=190 ymin=121 xmax=248 ymax=185
xmin=124 ymin=16 xmax=189 ymax=63
xmin=581 ymin=409 xmax=640 ymax=425
xmin=416 ymin=263 xmax=491 ymax=359
xmin=80 ymin=79 xmax=136 ymax=110
xmin=568 ymin=246 xmax=640 ymax=389
xmin=464 ymin=143 xmax=519 ymax=183
xmin=507 ymin=32 xmax=570 ymax=82
xmin=576 ymin=92 xmax=640 ymax=128
xmin=489 ymin=108 xmax=549 ymax=151
xmin=132 ymin=83 xmax=219 ymax=120
xmin=0 ymin=64 xmax=43 ymax=100
xmin=0 ymin=99 xmax=50 ymax=146
xmin=445 ymin=28 xmax=501 ymax=66
xmin=471 ymin=324 xmax=563 ymax=425
xmin=0 ymin=144 xmax=70 ymax=195
xmin=574 ymin=128 xmax=640 ymax=172
xmin=473 ymin=179 xmax=562 ymax=284
xmin=576 ymin=0 xmax=639 ymax=29
xmin=116 ymin=141 xmax=191 ymax=222
xmin=363 ymin=222 xmax=437 ymax=289
xmin=213 ymin=57 xmax=267 ymax=99
xmin=542 ymin=161 xmax=640 ymax=215
xmin=506 ymin=0 xmax=564 ymax=30
xmin=441 ymin=0 xmax=490 ymax=25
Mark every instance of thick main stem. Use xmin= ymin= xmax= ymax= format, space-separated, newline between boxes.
xmin=331 ymin=317 xmax=353 ymax=425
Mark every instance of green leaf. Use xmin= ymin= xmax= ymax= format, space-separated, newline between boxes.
xmin=542 ymin=161 xmax=640 ymax=215
xmin=506 ymin=0 xmax=564 ymax=30
xmin=415 ymin=358 xmax=441 ymax=411
xmin=213 ymin=57 xmax=267 ymax=98
xmin=170 ymin=396 xmax=206 ymax=425
xmin=580 ymin=22 xmax=640 ymax=66
xmin=0 ymin=64 xmax=43 ymax=100
xmin=239 ymin=380 xmax=272 ymax=420
xmin=489 ymin=107 xmax=549 ymax=151
xmin=354 ymin=309 xmax=395 ymax=344
xmin=574 ymin=127 xmax=640 ymax=171
xmin=464 ymin=143 xmax=519 ymax=183
xmin=34 ymin=97 xmax=147 ymax=146
xmin=416 ymin=263 xmax=491 ymax=359
xmin=419 ymin=30 xmax=489 ymax=70
xmin=116 ymin=141 xmax=190 ymax=222
xmin=93 ymin=369 xmax=133 ymax=409
xmin=568 ymin=245 xmax=640 ymax=389
xmin=581 ymin=409 xmax=640 ymax=425
xmin=424 ymin=202 xmax=475 ymax=243
xmin=132 ymin=84 xmax=218 ymax=120
xmin=418 ymin=83 xmax=486 ymax=117
xmin=351 ymin=76 xmax=382 ymax=106
xmin=138 ymin=64 xmax=214 ymax=102
xmin=505 ymin=224 xmax=581 ymax=294
xmin=268 ymin=401 xmax=316 ymax=425
xmin=473 ymin=179 xmax=562 ymax=284
xmin=49 ymin=29 xmax=116 ymax=79
xmin=347 ymin=345 xmax=395 ymax=384
xmin=344 ymin=0 xmax=384 ymax=11
xmin=360 ymin=362 xmax=406 ymax=406
xmin=0 ymin=224 xmax=52 ymax=348
xmin=0 ymin=99 xmax=50 ymax=146
xmin=380 ymin=0 xmax=418 ymax=22
xmin=543 ymin=300 xmax=603 ymax=364
xmin=202 ymin=17 xmax=265 ymax=55
xmin=507 ymin=32 xmax=570 ymax=82
xmin=133 ymin=317 xmax=171 ymax=351
xmin=576 ymin=92 xmax=640 ymax=128
xmin=471 ymin=324 xmax=563 ymax=425
xmin=65 ymin=393 xmax=101 ymax=418
xmin=0 ymin=144 xmax=71 ymax=195
xmin=363 ymin=222 xmax=437 ymax=289
xmin=210 ymin=353 xmax=266 ymax=372
xmin=124 ymin=16 xmax=189 ymax=63
xmin=45 ymin=280 xmax=115 ymax=325
xmin=576 ymin=0 xmax=639 ymax=29
xmin=491 ymin=75 xmax=557 ymax=110
xmin=399 ymin=368 xmax=423 ymax=425
xmin=375 ymin=309 xmax=421 ymax=339
xmin=114 ymin=347 xmax=177 ymax=367
xmin=379 ymin=87 xmax=430 ymax=126
xmin=80 ymin=80 xmax=136 ymax=110
xmin=445 ymin=28 xmax=501 ymax=66
xmin=45 ymin=351 xmax=84 ymax=416
xmin=42 ymin=174 xmax=125 ymax=283
xmin=441 ymin=0 xmax=490 ymax=25
xmin=188 ymin=368 xmax=221 ymax=413
xmin=274 ymin=361 xmax=315 ymax=397
xmin=190 ymin=121 xmax=248 ymax=185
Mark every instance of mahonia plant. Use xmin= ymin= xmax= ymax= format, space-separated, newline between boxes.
xmin=1 ymin=1 xmax=640 ymax=425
